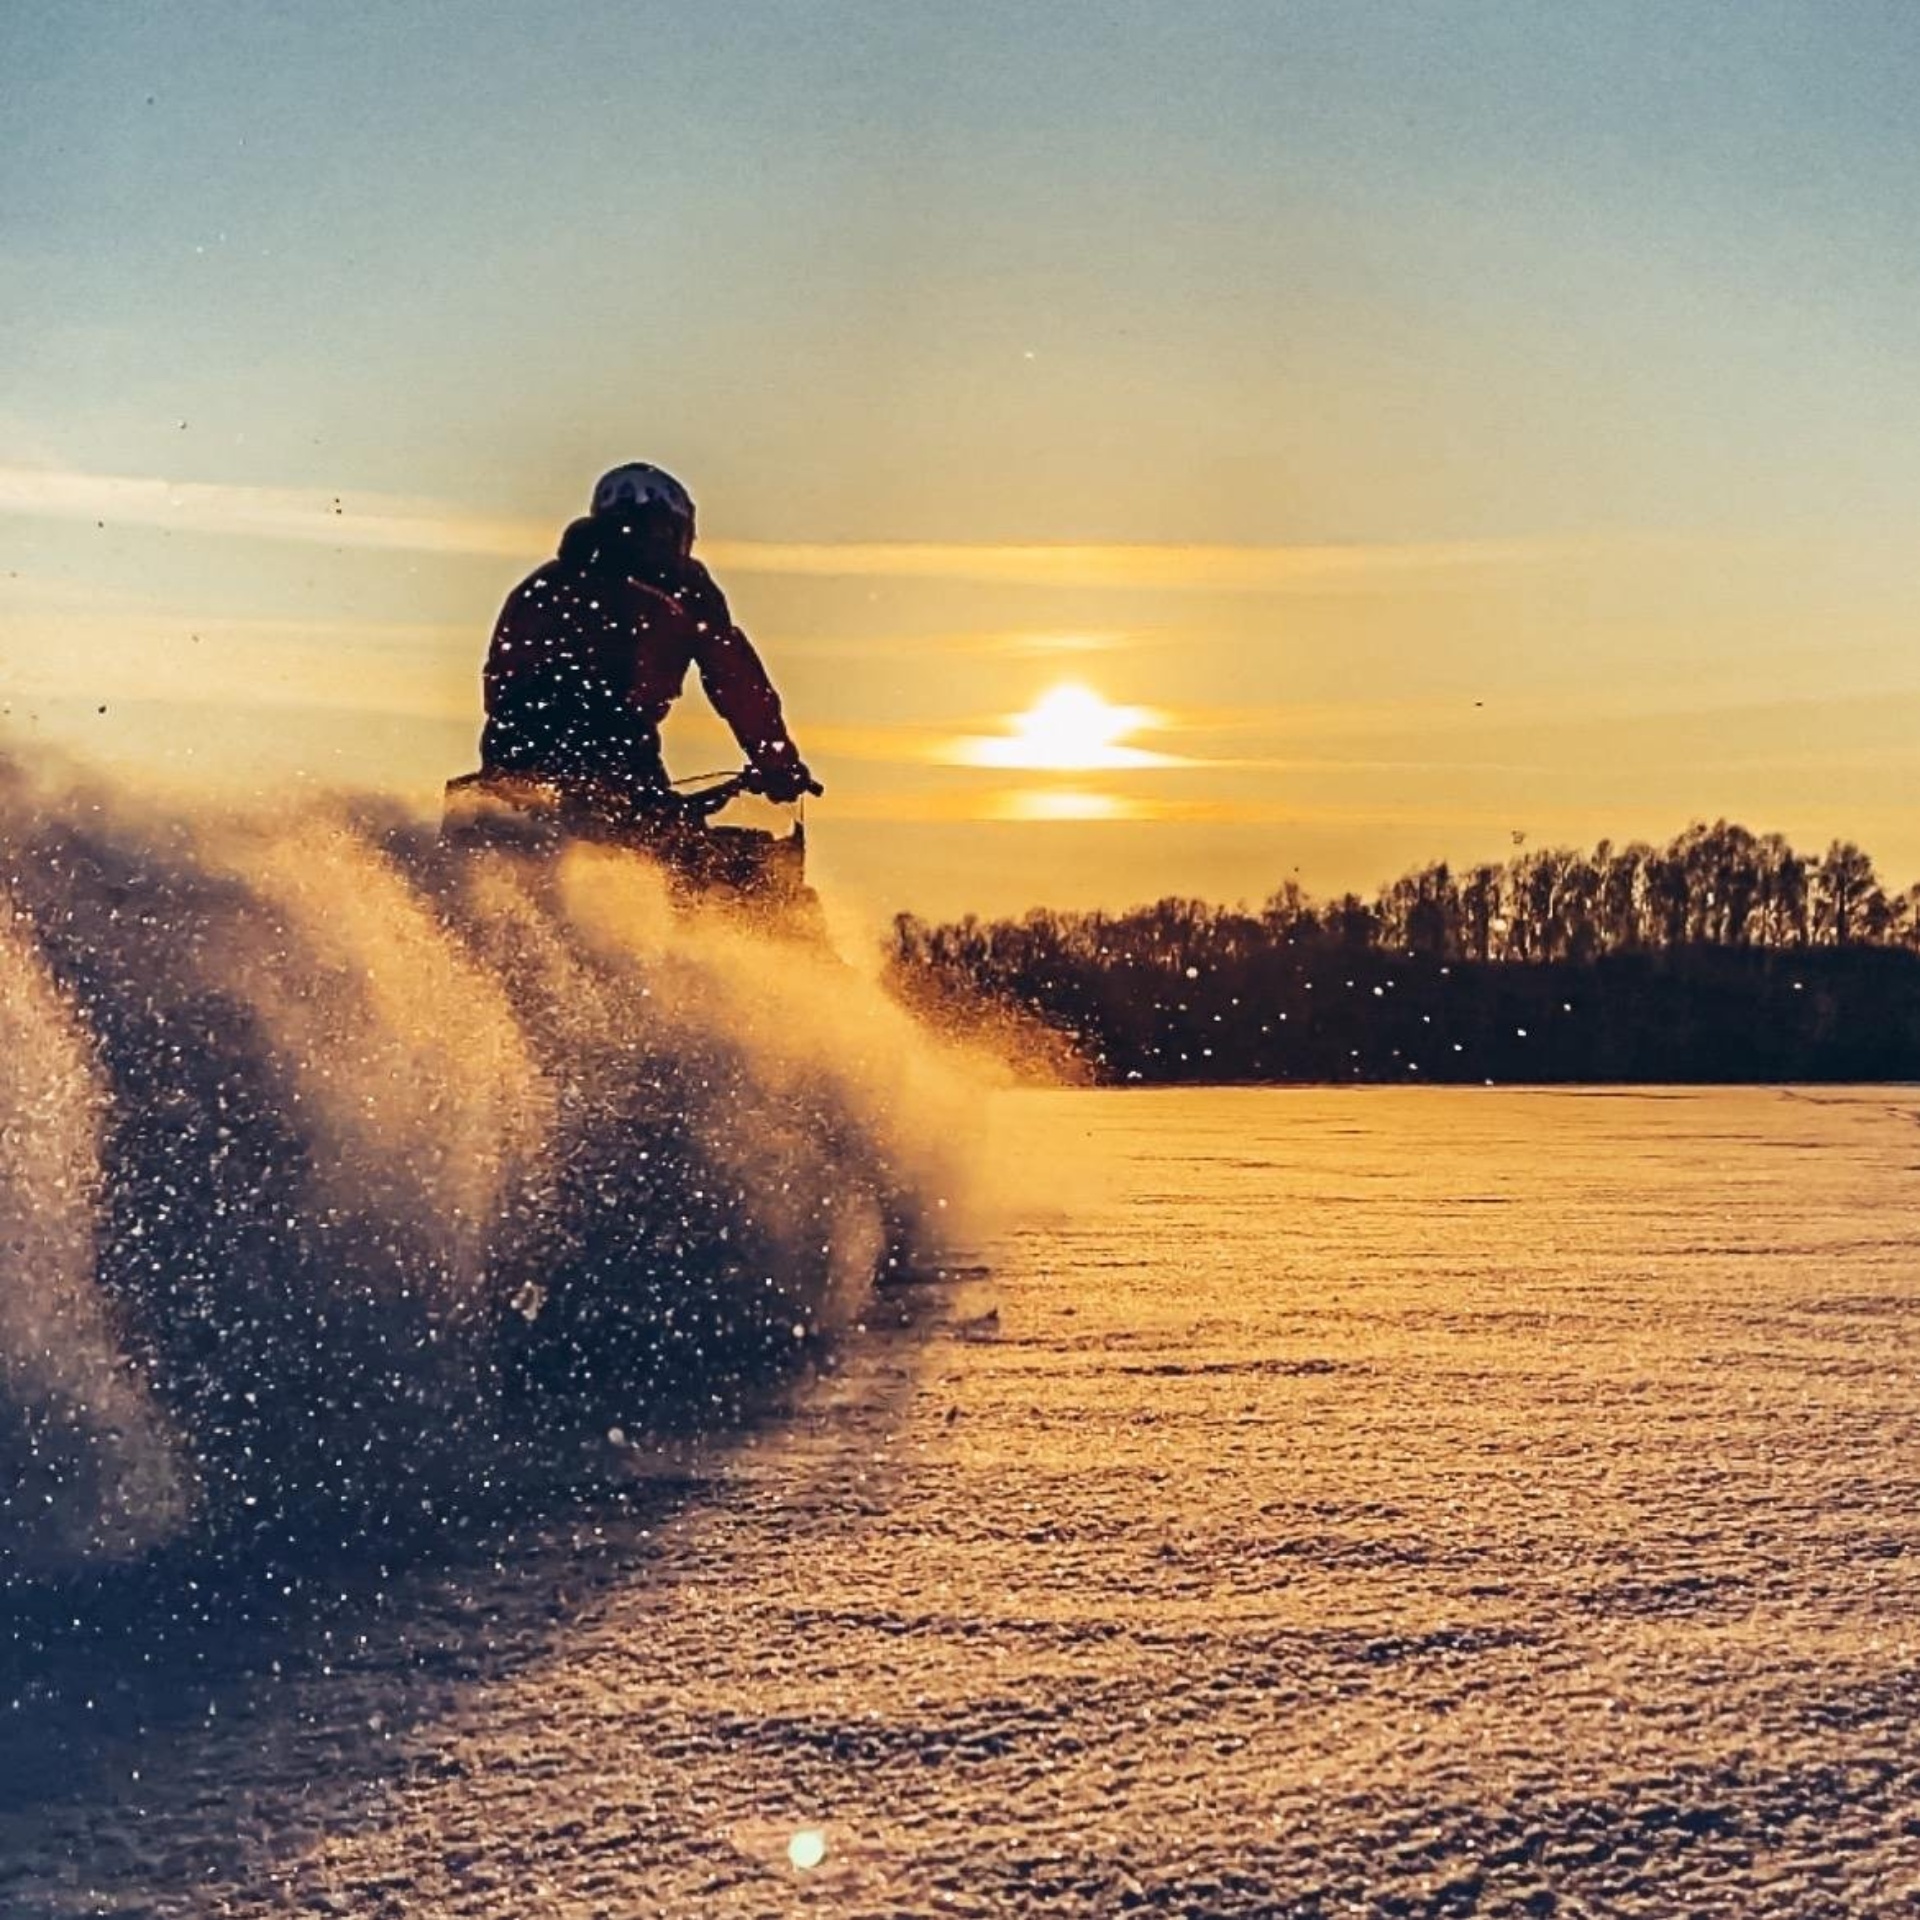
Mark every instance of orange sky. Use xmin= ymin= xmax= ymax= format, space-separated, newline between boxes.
xmin=8 ymin=8 xmax=1920 ymax=920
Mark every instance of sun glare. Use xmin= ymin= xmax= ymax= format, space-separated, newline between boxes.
xmin=962 ymin=683 xmax=1172 ymax=771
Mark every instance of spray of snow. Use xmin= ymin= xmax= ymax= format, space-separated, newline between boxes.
xmin=0 ymin=753 xmax=994 ymax=1578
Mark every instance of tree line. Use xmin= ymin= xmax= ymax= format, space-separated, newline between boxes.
xmin=888 ymin=821 xmax=1920 ymax=1083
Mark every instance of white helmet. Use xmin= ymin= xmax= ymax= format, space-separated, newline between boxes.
xmin=590 ymin=462 xmax=695 ymax=541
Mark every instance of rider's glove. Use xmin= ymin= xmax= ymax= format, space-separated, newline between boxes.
xmin=754 ymin=757 xmax=817 ymax=803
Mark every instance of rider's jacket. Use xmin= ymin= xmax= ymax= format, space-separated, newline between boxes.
xmin=480 ymin=517 xmax=800 ymax=791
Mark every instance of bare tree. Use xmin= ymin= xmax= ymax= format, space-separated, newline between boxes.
xmin=1814 ymin=840 xmax=1880 ymax=947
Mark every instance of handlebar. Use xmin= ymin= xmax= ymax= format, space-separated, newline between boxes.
xmin=668 ymin=767 xmax=824 ymax=820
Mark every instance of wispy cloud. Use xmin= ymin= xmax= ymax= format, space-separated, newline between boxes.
xmin=778 ymin=626 xmax=1149 ymax=660
xmin=0 ymin=463 xmax=1572 ymax=591
xmin=0 ymin=465 xmax=546 ymax=556
xmin=705 ymin=537 xmax=1559 ymax=592
xmin=1 ymin=581 xmax=473 ymax=723
xmin=823 ymin=786 xmax=1552 ymax=829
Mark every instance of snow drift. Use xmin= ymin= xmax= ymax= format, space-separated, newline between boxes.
xmin=0 ymin=755 xmax=987 ymax=1579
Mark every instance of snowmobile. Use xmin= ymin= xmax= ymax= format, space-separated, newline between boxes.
xmin=441 ymin=763 xmax=826 ymax=930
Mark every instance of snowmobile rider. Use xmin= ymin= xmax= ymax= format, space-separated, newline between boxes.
xmin=479 ymin=462 xmax=816 ymax=806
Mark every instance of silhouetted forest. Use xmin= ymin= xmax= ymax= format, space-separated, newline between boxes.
xmin=889 ymin=821 xmax=1920 ymax=1082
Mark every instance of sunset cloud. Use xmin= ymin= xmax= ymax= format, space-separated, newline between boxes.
xmin=0 ymin=464 xmax=547 ymax=555
xmin=705 ymin=537 xmax=1552 ymax=593
xmin=817 ymin=786 xmax=1543 ymax=829
xmin=0 ymin=464 xmax=1569 ymax=592
xmin=0 ymin=575 xmax=471 ymax=722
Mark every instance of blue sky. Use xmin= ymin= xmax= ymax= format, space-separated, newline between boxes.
xmin=7 ymin=3 xmax=1920 ymax=915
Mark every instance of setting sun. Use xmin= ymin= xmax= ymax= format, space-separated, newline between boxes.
xmin=959 ymin=684 xmax=1174 ymax=772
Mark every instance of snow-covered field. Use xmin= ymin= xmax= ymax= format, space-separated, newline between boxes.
xmin=5 ymin=1086 xmax=1918 ymax=1917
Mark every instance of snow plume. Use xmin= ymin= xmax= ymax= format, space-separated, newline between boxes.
xmin=0 ymin=754 xmax=988 ymax=1578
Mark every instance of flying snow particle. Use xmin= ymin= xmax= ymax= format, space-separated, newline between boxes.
xmin=788 ymin=1830 xmax=827 ymax=1871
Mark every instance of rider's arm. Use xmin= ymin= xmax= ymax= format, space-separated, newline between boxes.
xmin=684 ymin=569 xmax=812 ymax=792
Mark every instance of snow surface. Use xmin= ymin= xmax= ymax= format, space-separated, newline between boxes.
xmin=4 ymin=1086 xmax=1919 ymax=1917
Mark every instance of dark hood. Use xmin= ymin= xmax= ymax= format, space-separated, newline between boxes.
xmin=557 ymin=511 xmax=688 ymax=577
